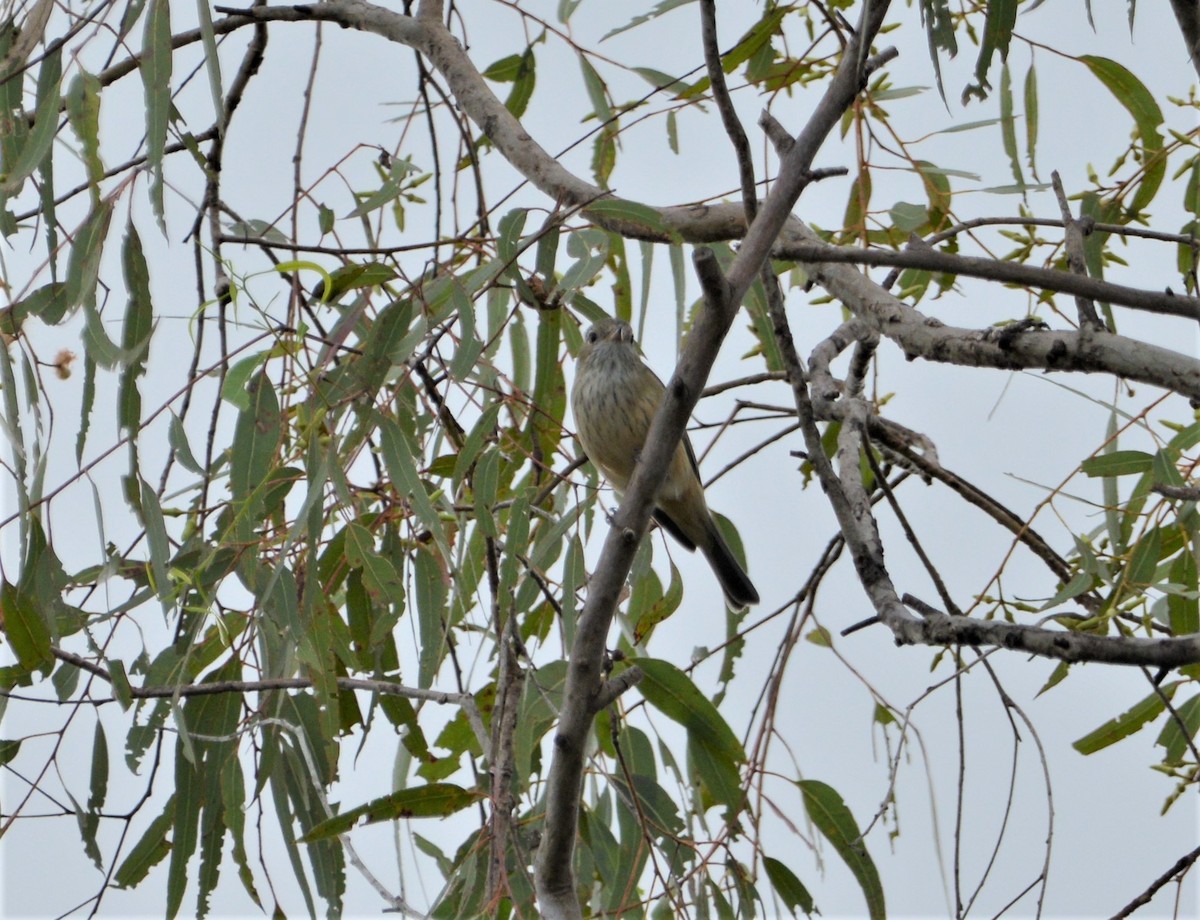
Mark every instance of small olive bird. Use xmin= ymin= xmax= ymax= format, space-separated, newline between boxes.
xmin=571 ymin=317 xmax=759 ymax=608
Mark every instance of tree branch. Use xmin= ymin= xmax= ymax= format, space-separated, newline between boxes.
xmin=1050 ymin=170 xmax=1104 ymax=331
xmin=1112 ymin=842 xmax=1200 ymax=918
xmin=773 ymin=238 xmax=1200 ymax=321
xmin=1170 ymin=0 xmax=1200 ymax=79
xmin=537 ymin=2 xmax=895 ymax=914
xmin=48 ymin=646 xmax=491 ymax=754
xmin=900 ymin=596 xmax=1200 ymax=668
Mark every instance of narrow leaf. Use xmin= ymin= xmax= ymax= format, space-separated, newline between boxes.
xmin=763 ymin=856 xmax=815 ymax=916
xmin=0 ymin=579 xmax=53 ymax=675
xmin=1 ymin=45 xmax=61 ymax=195
xmin=300 ymin=783 xmax=482 ymax=841
xmin=1074 ymin=684 xmax=1178 ymax=754
xmin=1079 ymin=450 xmax=1153 ymax=477
xmin=141 ymin=0 xmax=173 ymax=229
xmin=634 ymin=657 xmax=745 ymax=762
xmin=799 ymin=780 xmax=884 ymax=920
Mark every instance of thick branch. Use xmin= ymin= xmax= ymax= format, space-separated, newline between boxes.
xmin=1170 ymin=0 xmax=1200 ymax=79
xmin=773 ymin=239 xmax=1200 ymax=321
xmin=900 ymin=596 xmax=1200 ymax=667
xmin=538 ymin=3 xmax=894 ymax=914
xmin=213 ymin=3 xmax=1200 ymax=331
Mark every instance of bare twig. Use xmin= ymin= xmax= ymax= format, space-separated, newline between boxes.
xmin=1111 ymin=843 xmax=1200 ymax=918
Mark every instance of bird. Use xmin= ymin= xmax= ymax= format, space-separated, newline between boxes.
xmin=570 ymin=316 xmax=760 ymax=608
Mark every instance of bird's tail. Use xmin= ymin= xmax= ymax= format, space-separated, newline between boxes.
xmin=702 ymin=521 xmax=759 ymax=609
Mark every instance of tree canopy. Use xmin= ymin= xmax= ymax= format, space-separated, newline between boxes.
xmin=2 ymin=1 xmax=1200 ymax=917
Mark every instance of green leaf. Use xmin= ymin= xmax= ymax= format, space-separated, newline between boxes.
xmin=577 ymin=52 xmax=612 ymax=122
xmin=448 ymin=282 xmax=483 ymax=381
xmin=119 ymin=222 xmax=154 ymax=428
xmin=217 ymin=353 xmax=265 ymax=410
xmin=195 ymin=0 xmax=224 ymax=134
xmin=1036 ymin=660 xmax=1070 ymax=697
xmin=1074 ymin=684 xmax=1178 ymax=754
xmin=0 ymin=578 xmax=53 ymax=676
xmin=318 ymin=203 xmax=334 ymax=235
xmin=601 ymin=0 xmax=697 ymax=41
xmin=1023 ymin=62 xmax=1039 ymax=178
xmin=799 ymin=780 xmax=885 ymax=920
xmin=65 ymin=200 xmax=114 ymax=317
xmin=344 ymin=523 xmax=405 ymax=608
xmin=634 ymin=657 xmax=745 ymax=763
xmin=483 ymin=53 xmax=525 ymax=82
xmin=413 ymin=546 xmax=447 ymax=690
xmin=505 ymin=48 xmax=536 ymax=118
xmin=584 ymin=198 xmax=675 ymax=241
xmin=141 ymin=0 xmax=173 ymax=229
xmin=688 ymin=733 xmax=743 ymax=814
xmin=229 ymin=371 xmax=281 ymax=540
xmin=88 ymin=720 xmax=109 ymax=812
xmin=377 ymin=413 xmax=450 ymax=562
xmin=633 ymin=561 xmax=683 ymax=642
xmin=591 ymin=124 xmax=617 ymax=188
xmin=763 ymin=856 xmax=815 ymax=916
xmin=999 ymin=64 xmax=1024 ymax=187
xmin=0 ymin=739 xmax=21 ymax=766
xmin=1079 ymin=55 xmax=1163 ymax=149
xmin=1079 ymin=55 xmax=1164 ymax=213
xmin=115 ymin=796 xmax=175 ymax=888
xmin=919 ymin=0 xmax=956 ymax=103
xmin=1 ymin=45 xmax=61 ymax=195
xmin=1124 ymin=526 xmax=1162 ymax=588
xmin=1156 ymin=694 xmax=1200 ymax=765
xmin=1079 ymin=450 xmax=1153 ymax=477
xmin=221 ymin=755 xmax=261 ymax=907
xmin=969 ymin=0 xmax=1016 ymax=96
xmin=168 ymin=413 xmax=204 ymax=474
xmin=310 ymin=261 xmax=397 ymax=302
xmin=109 ymin=658 xmax=133 ymax=710
xmin=496 ymin=207 xmax=528 ymax=269
xmin=168 ymin=741 xmax=201 ymax=918
xmin=138 ymin=476 xmax=172 ymax=609
xmin=889 ymin=201 xmax=928 ymax=233
xmin=1168 ymin=550 xmax=1199 ymax=635
xmin=300 ymin=783 xmax=482 ymax=841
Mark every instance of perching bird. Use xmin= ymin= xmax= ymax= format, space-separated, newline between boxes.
xmin=571 ymin=316 xmax=759 ymax=608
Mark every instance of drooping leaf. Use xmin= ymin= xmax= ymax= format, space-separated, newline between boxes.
xmin=0 ymin=578 xmax=52 ymax=676
xmin=1168 ymin=550 xmax=1199 ymax=635
xmin=377 ymin=413 xmax=450 ymax=562
xmin=966 ymin=0 xmax=1016 ymax=99
xmin=137 ymin=476 xmax=172 ymax=612
xmin=1080 ymin=450 xmax=1153 ymax=477
xmin=229 ymin=370 xmax=281 ymax=540
xmin=1074 ymin=683 xmax=1178 ymax=754
xmin=300 ymin=783 xmax=483 ymax=841
xmin=799 ymin=780 xmax=885 ymax=920
xmin=764 ymin=856 xmax=815 ymax=916
xmin=141 ymin=0 xmax=173 ymax=229
xmin=634 ymin=657 xmax=745 ymax=763
xmin=65 ymin=200 xmax=114 ymax=317
xmin=114 ymin=796 xmax=175 ymax=888
xmin=194 ymin=0 xmax=224 ymax=134
xmin=999 ymin=64 xmax=1024 ymax=188
xmin=1156 ymin=694 xmax=1200 ymax=765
